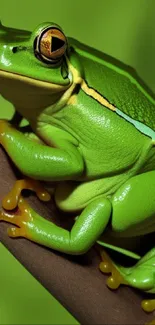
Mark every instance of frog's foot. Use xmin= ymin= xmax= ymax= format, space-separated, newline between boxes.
xmin=99 ymin=247 xmax=155 ymax=317
xmin=142 ymin=300 xmax=155 ymax=325
xmin=99 ymin=249 xmax=128 ymax=289
xmin=142 ymin=300 xmax=155 ymax=313
xmin=2 ymin=178 xmax=51 ymax=211
xmin=142 ymin=301 xmax=155 ymax=325
xmin=0 ymin=196 xmax=33 ymax=238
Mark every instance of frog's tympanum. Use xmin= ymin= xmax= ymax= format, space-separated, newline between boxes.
xmin=0 ymin=22 xmax=154 ymax=316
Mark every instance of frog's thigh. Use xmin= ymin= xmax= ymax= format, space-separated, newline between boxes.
xmin=55 ymin=179 xmax=105 ymax=212
xmin=112 ymin=171 xmax=155 ymax=235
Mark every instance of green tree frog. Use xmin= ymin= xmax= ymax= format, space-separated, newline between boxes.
xmin=0 ymin=21 xmax=155 ymax=314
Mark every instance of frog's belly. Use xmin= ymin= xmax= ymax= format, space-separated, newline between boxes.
xmin=54 ymin=173 xmax=132 ymax=212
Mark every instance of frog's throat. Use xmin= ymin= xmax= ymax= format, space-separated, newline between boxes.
xmin=68 ymin=62 xmax=155 ymax=141
xmin=0 ymin=70 xmax=68 ymax=92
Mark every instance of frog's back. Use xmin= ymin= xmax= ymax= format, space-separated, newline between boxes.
xmin=69 ymin=38 xmax=155 ymax=135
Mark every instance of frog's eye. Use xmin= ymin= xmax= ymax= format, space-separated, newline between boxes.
xmin=34 ymin=26 xmax=67 ymax=64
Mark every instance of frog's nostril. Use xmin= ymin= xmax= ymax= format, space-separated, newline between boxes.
xmin=12 ymin=46 xmax=18 ymax=53
xmin=12 ymin=46 xmax=28 ymax=54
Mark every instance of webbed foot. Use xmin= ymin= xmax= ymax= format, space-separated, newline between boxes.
xmin=142 ymin=299 xmax=155 ymax=313
xmin=0 ymin=196 xmax=34 ymax=238
xmin=142 ymin=300 xmax=155 ymax=325
xmin=99 ymin=249 xmax=128 ymax=289
xmin=2 ymin=178 xmax=51 ymax=210
xmin=99 ymin=248 xmax=155 ymax=316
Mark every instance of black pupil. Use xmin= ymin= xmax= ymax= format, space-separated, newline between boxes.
xmin=51 ymin=36 xmax=65 ymax=52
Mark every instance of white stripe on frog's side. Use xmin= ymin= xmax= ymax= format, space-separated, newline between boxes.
xmin=116 ymin=108 xmax=155 ymax=140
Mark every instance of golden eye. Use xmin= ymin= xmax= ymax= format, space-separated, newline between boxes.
xmin=34 ymin=26 xmax=67 ymax=64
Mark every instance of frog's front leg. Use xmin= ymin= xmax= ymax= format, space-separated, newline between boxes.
xmin=0 ymin=121 xmax=53 ymax=209
xmin=0 ymin=120 xmax=112 ymax=253
xmin=0 ymin=120 xmax=84 ymax=181
xmin=0 ymin=196 xmax=111 ymax=254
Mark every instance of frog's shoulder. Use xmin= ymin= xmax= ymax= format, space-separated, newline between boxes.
xmin=68 ymin=38 xmax=155 ymax=100
xmin=68 ymin=37 xmax=155 ymax=139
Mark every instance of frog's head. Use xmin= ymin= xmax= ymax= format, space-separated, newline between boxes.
xmin=0 ymin=22 xmax=81 ymax=113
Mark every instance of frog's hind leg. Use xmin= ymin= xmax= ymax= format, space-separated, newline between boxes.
xmin=99 ymin=170 xmax=155 ymax=315
xmin=99 ymin=247 xmax=155 ymax=314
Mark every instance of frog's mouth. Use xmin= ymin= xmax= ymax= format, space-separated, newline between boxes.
xmin=0 ymin=46 xmax=71 ymax=94
xmin=0 ymin=67 xmax=72 ymax=113
xmin=0 ymin=69 xmax=70 ymax=91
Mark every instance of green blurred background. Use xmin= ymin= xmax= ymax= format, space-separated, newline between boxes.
xmin=0 ymin=0 xmax=155 ymax=323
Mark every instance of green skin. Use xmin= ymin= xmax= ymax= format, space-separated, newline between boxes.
xmin=0 ymin=21 xmax=155 ymax=295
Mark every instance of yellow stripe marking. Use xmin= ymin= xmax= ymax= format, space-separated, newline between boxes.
xmin=67 ymin=60 xmax=116 ymax=111
xmin=67 ymin=94 xmax=77 ymax=105
xmin=81 ymin=80 xmax=116 ymax=111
